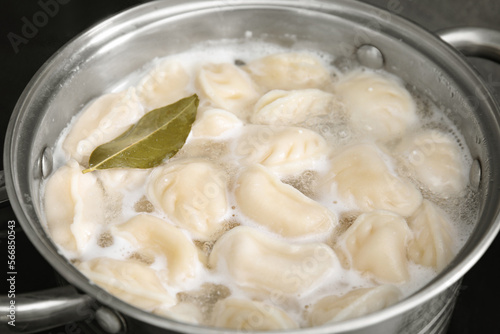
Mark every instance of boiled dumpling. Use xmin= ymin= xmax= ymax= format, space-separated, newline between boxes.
xmin=96 ymin=168 xmax=149 ymax=202
xmin=308 ymin=285 xmax=401 ymax=325
xmin=146 ymin=159 xmax=229 ymax=240
xmin=96 ymin=168 xmax=149 ymax=193
xmin=44 ymin=160 xmax=104 ymax=254
xmin=337 ymin=211 xmax=412 ymax=283
xmin=135 ymin=58 xmax=191 ymax=110
xmin=77 ymin=257 xmax=174 ymax=310
xmin=234 ymin=125 xmax=329 ymax=174
xmin=251 ymin=89 xmax=336 ymax=126
xmin=408 ymin=200 xmax=456 ymax=271
xmin=191 ymin=108 xmax=243 ymax=139
xmin=335 ymin=69 xmax=418 ymax=142
xmin=396 ymin=129 xmax=469 ymax=198
xmin=244 ymin=52 xmax=332 ymax=91
xmin=196 ymin=63 xmax=259 ymax=118
xmin=112 ymin=214 xmax=201 ymax=285
xmin=62 ymin=88 xmax=145 ymax=164
xmin=211 ymin=298 xmax=298 ymax=330
xmin=155 ymin=301 xmax=204 ymax=325
xmin=235 ymin=165 xmax=336 ymax=238
xmin=323 ymin=143 xmax=422 ymax=217
xmin=209 ymin=226 xmax=339 ymax=295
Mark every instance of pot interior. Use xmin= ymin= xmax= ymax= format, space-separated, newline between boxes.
xmin=5 ymin=1 xmax=500 ymax=333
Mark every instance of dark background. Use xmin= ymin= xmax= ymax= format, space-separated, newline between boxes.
xmin=1 ymin=0 xmax=499 ymax=333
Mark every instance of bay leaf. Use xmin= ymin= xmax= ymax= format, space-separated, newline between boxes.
xmin=83 ymin=94 xmax=199 ymax=173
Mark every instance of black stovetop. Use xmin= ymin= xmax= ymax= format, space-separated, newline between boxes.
xmin=1 ymin=1 xmax=500 ymax=333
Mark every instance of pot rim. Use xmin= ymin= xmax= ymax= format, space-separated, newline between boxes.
xmin=4 ymin=1 xmax=500 ymax=333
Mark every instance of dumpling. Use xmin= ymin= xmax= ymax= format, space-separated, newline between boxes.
xmin=62 ymin=88 xmax=145 ymax=164
xmin=396 ymin=129 xmax=469 ymax=198
xmin=112 ymin=214 xmax=201 ymax=285
xmin=308 ymin=285 xmax=401 ymax=325
xmin=251 ymin=89 xmax=336 ymax=126
xmin=234 ymin=125 xmax=329 ymax=174
xmin=96 ymin=168 xmax=149 ymax=205
xmin=244 ymin=52 xmax=332 ymax=91
xmin=43 ymin=160 xmax=104 ymax=254
xmin=155 ymin=301 xmax=204 ymax=325
xmin=407 ymin=200 xmax=456 ymax=271
xmin=190 ymin=108 xmax=243 ymax=139
xmin=335 ymin=69 xmax=418 ymax=142
xmin=323 ymin=143 xmax=422 ymax=217
xmin=96 ymin=168 xmax=149 ymax=193
xmin=146 ymin=159 xmax=229 ymax=240
xmin=210 ymin=298 xmax=298 ymax=330
xmin=77 ymin=257 xmax=174 ymax=310
xmin=208 ymin=226 xmax=339 ymax=295
xmin=235 ymin=165 xmax=336 ymax=238
xmin=135 ymin=58 xmax=191 ymax=110
xmin=196 ymin=63 xmax=259 ymax=118
xmin=337 ymin=211 xmax=412 ymax=283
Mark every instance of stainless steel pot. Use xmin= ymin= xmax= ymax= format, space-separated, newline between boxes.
xmin=2 ymin=1 xmax=500 ymax=333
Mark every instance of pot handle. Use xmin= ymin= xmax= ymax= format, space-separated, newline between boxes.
xmin=0 ymin=285 xmax=95 ymax=333
xmin=437 ymin=27 xmax=500 ymax=63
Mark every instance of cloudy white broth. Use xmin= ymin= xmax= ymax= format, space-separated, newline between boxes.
xmin=42 ymin=40 xmax=476 ymax=330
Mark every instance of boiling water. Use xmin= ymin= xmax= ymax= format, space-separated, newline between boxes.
xmin=44 ymin=39 xmax=476 ymax=329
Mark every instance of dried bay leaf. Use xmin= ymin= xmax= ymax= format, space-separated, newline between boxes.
xmin=83 ymin=94 xmax=198 ymax=173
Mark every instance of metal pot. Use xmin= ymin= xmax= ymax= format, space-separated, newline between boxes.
xmin=2 ymin=1 xmax=500 ymax=333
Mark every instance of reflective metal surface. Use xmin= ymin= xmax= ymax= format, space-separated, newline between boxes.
xmin=0 ymin=286 xmax=94 ymax=333
xmin=2 ymin=1 xmax=500 ymax=333
xmin=438 ymin=27 xmax=500 ymax=62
